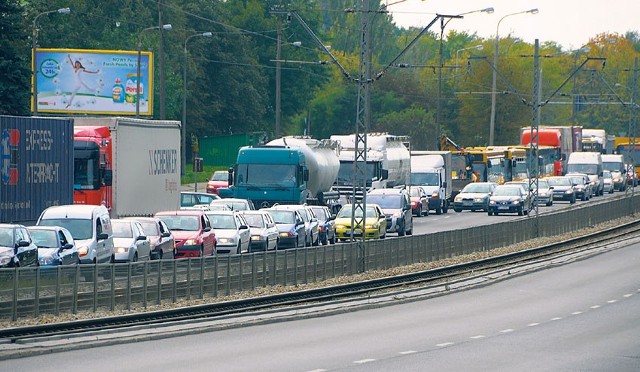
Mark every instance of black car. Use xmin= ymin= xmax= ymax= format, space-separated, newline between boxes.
xmin=27 ymin=226 xmax=79 ymax=266
xmin=0 ymin=224 xmax=39 ymax=267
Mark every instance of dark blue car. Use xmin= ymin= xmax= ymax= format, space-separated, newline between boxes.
xmin=27 ymin=226 xmax=79 ymax=266
xmin=0 ymin=224 xmax=39 ymax=268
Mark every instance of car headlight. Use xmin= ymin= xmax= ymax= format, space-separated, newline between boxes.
xmin=279 ymin=232 xmax=293 ymax=238
xmin=489 ymin=200 xmax=496 ymax=205
xmin=77 ymin=246 xmax=88 ymax=257
xmin=614 ymin=177 xmax=622 ymax=183
xmin=454 ymin=196 xmax=462 ymax=202
xmin=335 ymin=224 xmax=346 ymax=230
xmin=218 ymin=238 xmax=235 ymax=245
xmin=393 ymin=211 xmax=402 ymax=218
xmin=474 ymin=197 xmax=484 ymax=202
xmin=0 ymin=256 xmax=12 ymax=266
xmin=431 ymin=191 xmax=439 ymax=198
xmin=365 ymin=224 xmax=377 ymax=229
xmin=184 ymin=239 xmax=198 ymax=246
xmin=539 ymin=192 xmax=547 ymax=197
xmin=512 ymin=199 xmax=520 ymax=205
xmin=251 ymin=235 xmax=265 ymax=241
xmin=590 ymin=181 xmax=596 ymax=186
xmin=115 ymin=247 xmax=129 ymax=254
xmin=565 ymin=190 xmax=573 ymax=194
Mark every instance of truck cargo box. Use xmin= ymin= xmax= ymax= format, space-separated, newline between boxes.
xmin=0 ymin=116 xmax=74 ymax=223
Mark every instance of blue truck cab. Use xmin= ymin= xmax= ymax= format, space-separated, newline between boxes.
xmin=220 ymin=146 xmax=309 ymax=209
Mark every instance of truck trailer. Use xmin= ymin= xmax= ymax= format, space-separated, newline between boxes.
xmin=73 ymin=117 xmax=181 ymax=218
xmin=0 ymin=116 xmax=74 ymax=223
xmin=330 ymin=133 xmax=411 ymax=198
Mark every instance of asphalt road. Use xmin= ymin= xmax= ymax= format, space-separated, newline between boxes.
xmin=4 ymin=226 xmax=639 ymax=371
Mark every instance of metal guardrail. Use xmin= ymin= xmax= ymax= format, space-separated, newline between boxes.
xmin=0 ymin=194 xmax=637 ymax=320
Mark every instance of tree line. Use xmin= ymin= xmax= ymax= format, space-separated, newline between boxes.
xmin=2 ymin=0 xmax=640 ymax=151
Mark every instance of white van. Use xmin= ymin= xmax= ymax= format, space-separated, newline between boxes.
xmin=566 ymin=152 xmax=604 ymax=196
xmin=37 ymin=205 xmax=114 ymax=264
xmin=601 ymin=154 xmax=627 ymax=191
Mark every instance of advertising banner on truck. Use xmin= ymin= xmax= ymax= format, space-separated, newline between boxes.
xmin=32 ymin=48 xmax=154 ymax=116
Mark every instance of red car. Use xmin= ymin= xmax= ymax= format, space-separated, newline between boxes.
xmin=206 ymin=171 xmax=229 ymax=195
xmin=154 ymin=210 xmax=216 ymax=258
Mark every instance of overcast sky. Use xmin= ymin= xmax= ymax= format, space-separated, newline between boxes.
xmin=387 ymin=0 xmax=639 ymax=49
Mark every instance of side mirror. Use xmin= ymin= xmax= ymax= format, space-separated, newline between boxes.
xmin=203 ymin=226 xmax=212 ymax=232
xmin=227 ymin=167 xmax=234 ymax=186
xmin=103 ymin=169 xmax=113 ymax=187
xmin=136 ymin=235 xmax=147 ymax=241
xmin=161 ymin=232 xmax=171 ymax=238
xmin=381 ymin=169 xmax=389 ymax=180
xmin=239 ymin=225 xmax=248 ymax=230
xmin=17 ymin=240 xmax=30 ymax=248
xmin=62 ymin=243 xmax=74 ymax=250
xmin=97 ymin=233 xmax=109 ymax=241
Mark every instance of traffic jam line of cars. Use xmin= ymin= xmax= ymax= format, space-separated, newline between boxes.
xmin=1 ymin=171 xmax=630 ymax=268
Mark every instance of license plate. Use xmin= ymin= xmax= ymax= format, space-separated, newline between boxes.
xmin=463 ymin=201 xmax=472 ymax=206
xmin=498 ymin=206 xmax=509 ymax=210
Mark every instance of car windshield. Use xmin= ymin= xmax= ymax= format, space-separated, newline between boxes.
xmin=211 ymin=200 xmax=248 ymax=211
xmin=0 ymin=227 xmax=14 ymax=247
xmin=38 ymin=218 xmax=93 ymax=240
xmin=547 ymin=177 xmax=571 ymax=186
xmin=462 ymin=183 xmax=493 ymax=193
xmin=112 ymin=221 xmax=134 ymax=238
xmin=537 ymin=180 xmax=550 ymax=189
xmin=157 ymin=215 xmax=200 ymax=231
xmin=493 ymin=187 xmax=521 ymax=196
xmin=337 ymin=206 xmax=378 ymax=218
xmin=569 ymin=176 xmax=586 ymax=185
xmin=138 ymin=221 xmax=160 ymax=236
xmin=242 ymin=214 xmax=265 ymax=228
xmin=603 ymin=170 xmax=612 ymax=178
xmin=29 ymin=229 xmax=59 ymax=248
xmin=268 ymin=210 xmax=295 ymax=224
xmin=310 ymin=208 xmax=328 ymax=220
xmin=206 ymin=214 xmax=236 ymax=229
xmin=211 ymin=171 xmax=228 ymax=181
xmin=409 ymin=188 xmax=423 ymax=197
xmin=367 ymin=195 xmax=401 ymax=209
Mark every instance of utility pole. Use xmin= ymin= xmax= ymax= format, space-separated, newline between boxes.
xmin=630 ymin=57 xmax=638 ymax=200
xmin=528 ymin=40 xmax=540 ymax=236
xmin=158 ymin=0 xmax=166 ymax=119
xmin=351 ymin=0 xmax=372 ymax=272
xmin=275 ymin=27 xmax=282 ymax=138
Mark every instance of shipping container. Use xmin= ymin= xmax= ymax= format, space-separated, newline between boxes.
xmin=199 ymin=132 xmax=267 ymax=168
xmin=0 ymin=116 xmax=74 ymax=223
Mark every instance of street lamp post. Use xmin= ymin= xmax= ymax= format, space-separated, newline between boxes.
xmin=455 ymin=44 xmax=483 ymax=68
xmin=489 ymin=8 xmax=538 ymax=145
xmin=32 ymin=7 xmax=71 ymax=115
xmin=436 ymin=7 xmax=493 ymax=147
xmin=136 ymin=24 xmax=172 ymax=117
xmin=182 ymin=32 xmax=213 ymax=176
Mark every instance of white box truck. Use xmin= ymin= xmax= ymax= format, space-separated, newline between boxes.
xmin=566 ymin=151 xmax=604 ymax=196
xmin=410 ymin=151 xmax=452 ymax=214
xmin=73 ymin=117 xmax=181 ymax=218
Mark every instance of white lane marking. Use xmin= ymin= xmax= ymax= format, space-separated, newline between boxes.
xmin=436 ymin=342 xmax=454 ymax=347
xmin=607 ymin=300 xmax=617 ymax=304
xmin=353 ymin=359 xmax=376 ymax=364
xmin=551 ymin=317 xmax=562 ymax=321
xmin=499 ymin=329 xmax=514 ymax=333
xmin=624 ymin=294 xmax=633 ymax=298
xmin=590 ymin=305 xmax=601 ymax=309
xmin=528 ymin=323 xmax=540 ymax=327
xmin=470 ymin=335 xmax=485 ymax=339
xmin=572 ymin=311 xmax=583 ymax=315
xmin=399 ymin=350 xmax=417 ymax=355
xmin=307 ymin=370 xmax=327 ymax=372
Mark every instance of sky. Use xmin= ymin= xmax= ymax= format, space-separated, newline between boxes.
xmin=387 ymin=0 xmax=639 ymax=50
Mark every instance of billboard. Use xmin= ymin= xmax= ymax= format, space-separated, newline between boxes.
xmin=32 ymin=48 xmax=154 ymax=116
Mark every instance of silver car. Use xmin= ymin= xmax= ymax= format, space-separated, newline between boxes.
xmin=110 ymin=219 xmax=151 ymax=263
xmin=268 ymin=205 xmax=319 ymax=246
xmin=205 ymin=211 xmax=251 ymax=254
xmin=239 ymin=210 xmax=279 ymax=251
xmin=125 ymin=217 xmax=175 ymax=260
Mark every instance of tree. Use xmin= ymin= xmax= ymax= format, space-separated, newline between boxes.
xmin=0 ymin=0 xmax=30 ymax=115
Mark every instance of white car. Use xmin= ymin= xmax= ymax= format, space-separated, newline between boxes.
xmin=239 ymin=210 xmax=279 ymax=251
xmin=110 ymin=219 xmax=151 ymax=263
xmin=204 ymin=211 xmax=251 ymax=254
